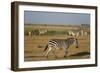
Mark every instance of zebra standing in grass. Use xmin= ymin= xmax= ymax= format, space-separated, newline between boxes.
xmin=44 ymin=38 xmax=79 ymax=58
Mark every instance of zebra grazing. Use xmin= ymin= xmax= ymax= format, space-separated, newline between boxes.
xmin=44 ymin=38 xmax=79 ymax=58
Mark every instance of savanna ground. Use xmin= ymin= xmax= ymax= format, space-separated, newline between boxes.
xmin=24 ymin=24 xmax=90 ymax=61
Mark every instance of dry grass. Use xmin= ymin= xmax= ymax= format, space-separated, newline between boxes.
xmin=24 ymin=25 xmax=90 ymax=61
xmin=24 ymin=35 xmax=90 ymax=61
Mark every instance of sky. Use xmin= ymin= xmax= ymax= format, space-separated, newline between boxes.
xmin=24 ymin=11 xmax=90 ymax=25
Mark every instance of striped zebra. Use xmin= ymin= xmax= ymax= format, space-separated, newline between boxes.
xmin=44 ymin=38 xmax=79 ymax=58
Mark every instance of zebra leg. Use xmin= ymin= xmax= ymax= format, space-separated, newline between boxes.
xmin=45 ymin=46 xmax=52 ymax=58
xmin=64 ymin=50 xmax=68 ymax=58
xmin=45 ymin=50 xmax=50 ymax=56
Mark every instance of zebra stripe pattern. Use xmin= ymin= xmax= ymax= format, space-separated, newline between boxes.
xmin=44 ymin=38 xmax=79 ymax=57
xmin=49 ymin=39 xmax=69 ymax=50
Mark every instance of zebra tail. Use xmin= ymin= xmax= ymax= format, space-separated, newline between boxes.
xmin=43 ymin=44 xmax=48 ymax=52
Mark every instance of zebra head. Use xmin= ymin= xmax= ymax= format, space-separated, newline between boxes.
xmin=68 ymin=38 xmax=79 ymax=48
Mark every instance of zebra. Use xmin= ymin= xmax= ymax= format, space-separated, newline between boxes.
xmin=39 ymin=30 xmax=47 ymax=35
xmin=68 ymin=31 xmax=76 ymax=36
xmin=43 ymin=38 xmax=79 ymax=58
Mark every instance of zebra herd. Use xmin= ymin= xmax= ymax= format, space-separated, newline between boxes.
xmin=26 ymin=30 xmax=89 ymax=37
xmin=27 ymin=30 xmax=48 ymax=36
xmin=67 ymin=30 xmax=89 ymax=37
